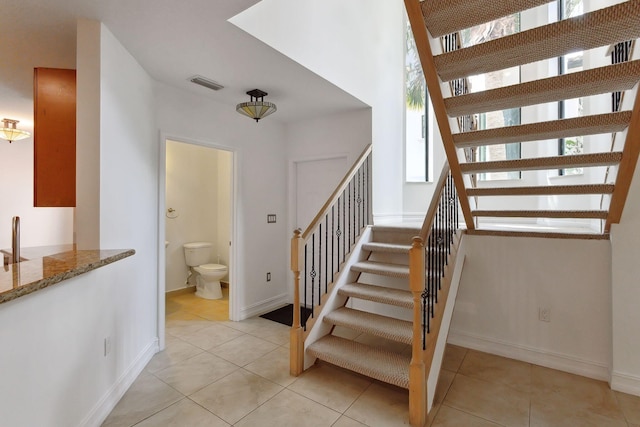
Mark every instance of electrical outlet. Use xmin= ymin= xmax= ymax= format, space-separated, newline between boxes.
xmin=104 ymin=336 xmax=111 ymax=356
xmin=266 ymin=272 xmax=271 ymax=282
xmin=539 ymin=307 xmax=551 ymax=322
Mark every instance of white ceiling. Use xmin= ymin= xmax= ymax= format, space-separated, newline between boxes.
xmin=0 ymin=0 xmax=367 ymax=127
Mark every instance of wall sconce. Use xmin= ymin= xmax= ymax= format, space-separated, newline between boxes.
xmin=236 ymin=89 xmax=277 ymax=122
xmin=0 ymin=119 xmax=31 ymax=143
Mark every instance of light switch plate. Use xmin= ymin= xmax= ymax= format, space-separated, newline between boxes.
xmin=267 ymin=214 xmax=276 ymax=223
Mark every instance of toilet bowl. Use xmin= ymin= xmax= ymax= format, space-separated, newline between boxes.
xmin=193 ymin=263 xmax=227 ymax=300
xmin=183 ymin=242 xmax=228 ymax=300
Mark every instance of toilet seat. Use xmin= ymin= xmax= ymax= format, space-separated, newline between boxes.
xmin=198 ymin=263 xmax=227 ymax=271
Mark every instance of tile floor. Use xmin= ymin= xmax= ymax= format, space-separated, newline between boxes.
xmin=103 ymin=290 xmax=640 ymax=426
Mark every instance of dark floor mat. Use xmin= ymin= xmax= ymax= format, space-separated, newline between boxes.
xmin=259 ymin=304 xmax=313 ymax=327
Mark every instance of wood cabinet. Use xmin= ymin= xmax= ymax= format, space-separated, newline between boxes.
xmin=33 ymin=67 xmax=76 ymax=207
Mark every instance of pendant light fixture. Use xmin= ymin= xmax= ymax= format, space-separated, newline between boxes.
xmin=0 ymin=119 xmax=31 ymax=143
xmin=236 ymin=89 xmax=277 ymax=122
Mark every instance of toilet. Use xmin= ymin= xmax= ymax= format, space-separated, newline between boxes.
xmin=183 ymin=242 xmax=228 ymax=300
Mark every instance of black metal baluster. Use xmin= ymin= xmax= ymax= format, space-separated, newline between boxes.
xmin=337 ymin=197 xmax=342 ymax=270
xmin=318 ymin=224 xmax=322 ymax=304
xmin=343 ymin=191 xmax=346 ymax=262
xmin=332 ymin=206 xmax=335 ymax=280
xmin=311 ymin=234 xmax=316 ymax=315
xmin=304 ymin=243 xmax=308 ymax=329
xmin=348 ymin=181 xmax=351 ymax=247
xmin=325 ymin=214 xmax=328 ymax=293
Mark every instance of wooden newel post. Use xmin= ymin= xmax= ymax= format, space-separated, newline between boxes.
xmin=290 ymin=229 xmax=304 ymax=376
xmin=409 ymin=236 xmax=427 ymax=427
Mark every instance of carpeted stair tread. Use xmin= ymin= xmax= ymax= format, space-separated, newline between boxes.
xmin=435 ymin=1 xmax=640 ymax=82
xmin=362 ymin=242 xmax=411 ymax=254
xmin=339 ymin=283 xmax=413 ymax=309
xmin=324 ymin=307 xmax=413 ymax=344
xmin=460 ymin=152 xmax=622 ymax=174
xmin=352 ymin=261 xmax=410 ymax=278
xmin=453 ymin=112 xmax=632 ymax=148
xmin=307 ymin=335 xmax=410 ymax=389
xmin=421 ymin=0 xmax=552 ymax=38
xmin=445 ymin=60 xmax=640 ymax=117
xmin=472 ymin=210 xmax=609 ymax=219
xmin=467 ymin=184 xmax=615 ymax=197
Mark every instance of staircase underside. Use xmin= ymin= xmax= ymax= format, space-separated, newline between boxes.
xmin=407 ymin=0 xmax=640 ymax=238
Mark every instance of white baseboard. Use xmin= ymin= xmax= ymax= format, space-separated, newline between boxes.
xmin=79 ymin=338 xmax=159 ymax=427
xmin=611 ymin=371 xmax=640 ymax=396
xmin=373 ymin=213 xmax=405 ymax=225
xmin=448 ymin=329 xmax=609 ymax=382
xmin=239 ymin=293 xmax=289 ymax=320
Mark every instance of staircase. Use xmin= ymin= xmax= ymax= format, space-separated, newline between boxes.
xmin=406 ymin=0 xmax=640 ymax=238
xmin=307 ymin=225 xmax=418 ymax=389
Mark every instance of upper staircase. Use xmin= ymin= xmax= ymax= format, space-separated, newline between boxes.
xmin=406 ymin=0 xmax=640 ymax=238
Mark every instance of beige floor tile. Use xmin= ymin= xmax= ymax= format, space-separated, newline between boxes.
xmin=427 ymin=403 xmax=441 ymax=427
xmin=531 ymin=365 xmax=624 ymax=420
xmin=332 ymin=415 xmax=368 ymax=427
xmin=234 ymin=389 xmax=341 ymax=427
xmin=221 ymin=316 xmax=276 ymax=333
xmin=190 ymin=369 xmax=283 ymax=424
xmin=166 ymin=316 xmax=212 ymax=337
xmin=344 ymin=382 xmax=411 ymax=426
xmin=433 ymin=370 xmax=456 ymax=405
xmin=101 ymin=372 xmax=183 ymax=427
xmin=530 ymin=393 xmax=627 ymax=427
xmin=244 ymin=346 xmax=297 ymax=387
xmin=248 ymin=322 xmax=292 ymax=345
xmin=153 ymin=352 xmax=239 ymax=395
xmin=458 ymin=349 xmax=532 ymax=393
xmin=209 ymin=333 xmax=279 ymax=366
xmin=288 ymin=363 xmax=371 ymax=413
xmin=178 ymin=322 xmax=244 ymax=350
xmin=134 ymin=398 xmax=229 ymax=427
xmin=145 ymin=335 xmax=204 ymax=373
xmin=444 ymin=374 xmax=529 ymax=427
xmin=616 ymin=391 xmax=640 ymax=424
xmin=431 ymin=405 xmax=502 ymax=427
xmin=441 ymin=344 xmax=467 ymax=373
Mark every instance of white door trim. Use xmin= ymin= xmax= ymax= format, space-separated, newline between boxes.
xmin=157 ymin=133 xmax=240 ymax=350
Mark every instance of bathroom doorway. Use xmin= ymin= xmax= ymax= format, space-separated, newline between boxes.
xmin=159 ymin=137 xmax=236 ymax=347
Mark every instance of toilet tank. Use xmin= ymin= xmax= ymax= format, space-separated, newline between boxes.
xmin=183 ymin=242 xmax=212 ymax=266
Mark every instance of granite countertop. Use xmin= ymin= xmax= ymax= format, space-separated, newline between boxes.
xmin=0 ymin=247 xmax=135 ymax=305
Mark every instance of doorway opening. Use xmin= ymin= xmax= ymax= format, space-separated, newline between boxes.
xmin=158 ymin=137 xmax=236 ymax=348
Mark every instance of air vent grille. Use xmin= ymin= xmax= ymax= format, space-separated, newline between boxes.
xmin=189 ymin=75 xmax=224 ymax=91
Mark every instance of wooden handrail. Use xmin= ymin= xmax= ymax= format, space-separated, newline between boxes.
xmin=419 ymin=162 xmax=451 ymax=240
xmin=405 ymin=0 xmax=475 ymax=230
xmin=301 ymin=144 xmax=372 ymax=240
xmin=605 ymin=81 xmax=640 ymax=232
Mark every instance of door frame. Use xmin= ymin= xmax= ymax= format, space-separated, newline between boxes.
xmin=157 ymin=133 xmax=239 ymax=350
xmin=287 ymin=153 xmax=349 ymax=300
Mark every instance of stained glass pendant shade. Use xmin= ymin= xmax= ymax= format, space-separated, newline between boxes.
xmin=236 ymin=89 xmax=277 ymax=122
xmin=1 ymin=118 xmax=31 ymax=143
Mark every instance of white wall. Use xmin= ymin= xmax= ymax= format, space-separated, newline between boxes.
xmin=165 ymin=141 xmax=231 ymax=292
xmin=156 ymin=82 xmax=290 ymax=318
xmin=231 ymin=0 xmax=406 ymax=223
xmin=611 ymin=152 xmax=640 ymax=395
xmin=0 ymin=19 xmax=164 ymax=426
xmin=0 ymin=137 xmax=74 ymax=248
xmin=450 ymin=234 xmax=612 ymax=380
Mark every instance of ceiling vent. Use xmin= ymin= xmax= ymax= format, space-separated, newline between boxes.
xmin=189 ymin=75 xmax=224 ymax=91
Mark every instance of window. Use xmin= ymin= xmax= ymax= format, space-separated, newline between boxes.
xmin=461 ymin=14 xmax=522 ymax=181
xmin=558 ymin=0 xmax=584 ymax=175
xmin=405 ymin=19 xmax=432 ymax=182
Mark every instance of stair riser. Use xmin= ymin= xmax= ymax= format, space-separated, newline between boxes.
xmin=356 ymin=272 xmax=409 ymax=289
xmin=367 ymin=251 xmax=409 ymax=266
xmin=371 ymin=229 xmax=419 ymax=245
xmin=348 ymin=299 xmax=413 ymax=323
